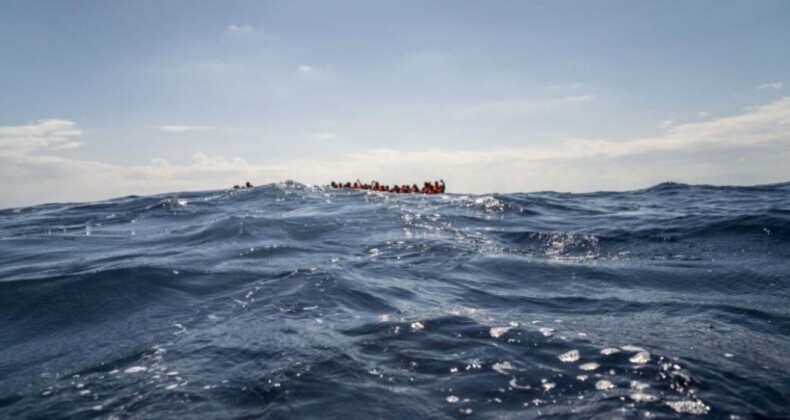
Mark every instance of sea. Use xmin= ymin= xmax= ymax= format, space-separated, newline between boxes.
xmin=0 ymin=181 xmax=788 ymax=418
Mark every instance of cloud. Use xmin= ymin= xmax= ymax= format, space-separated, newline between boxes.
xmin=697 ymin=111 xmax=709 ymax=118
xmin=1 ymin=97 xmax=789 ymax=207
xmin=756 ymin=82 xmax=783 ymax=90
xmin=297 ymin=65 xmax=314 ymax=74
xmin=660 ymin=118 xmax=674 ymax=128
xmin=0 ymin=119 xmax=83 ymax=155
xmin=545 ymin=82 xmax=585 ymax=91
xmin=191 ymin=152 xmax=248 ymax=167
xmin=458 ymin=94 xmax=595 ymax=117
xmin=158 ymin=125 xmax=216 ymax=133
xmin=224 ymin=24 xmax=256 ymax=37
xmin=312 ymin=133 xmax=337 ymax=140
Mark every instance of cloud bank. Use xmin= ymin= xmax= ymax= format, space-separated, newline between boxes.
xmin=1 ymin=97 xmax=789 ymax=208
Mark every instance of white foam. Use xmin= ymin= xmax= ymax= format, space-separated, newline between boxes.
xmin=509 ymin=378 xmax=531 ymax=389
xmin=666 ymin=400 xmax=710 ymax=415
xmin=446 ymin=395 xmax=459 ymax=403
xmin=629 ymin=351 xmax=651 ymax=365
xmin=490 ymin=327 xmax=510 ymax=338
xmin=558 ymin=350 xmax=580 ymax=362
xmin=579 ymin=362 xmax=600 ymax=371
xmin=539 ymin=327 xmax=554 ymax=337
xmin=124 ymin=366 xmax=147 ymax=374
xmin=600 ymin=348 xmax=620 ymax=355
xmin=492 ymin=361 xmax=515 ymax=375
xmin=410 ymin=321 xmax=424 ymax=332
xmin=630 ymin=392 xmax=659 ymax=402
xmin=621 ymin=345 xmax=647 ymax=352
xmin=595 ymin=380 xmax=616 ymax=390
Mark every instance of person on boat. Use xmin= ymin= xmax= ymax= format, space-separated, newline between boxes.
xmin=245 ymin=181 xmax=253 ymax=188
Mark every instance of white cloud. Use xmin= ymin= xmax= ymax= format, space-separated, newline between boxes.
xmin=458 ymin=94 xmax=595 ymax=117
xmin=0 ymin=119 xmax=83 ymax=155
xmin=1 ymin=97 xmax=789 ymax=207
xmin=191 ymin=152 xmax=248 ymax=167
xmin=225 ymin=24 xmax=256 ymax=37
xmin=297 ymin=65 xmax=314 ymax=74
xmin=312 ymin=133 xmax=337 ymax=140
xmin=756 ymin=82 xmax=783 ymax=90
xmin=545 ymin=82 xmax=585 ymax=91
xmin=158 ymin=125 xmax=216 ymax=133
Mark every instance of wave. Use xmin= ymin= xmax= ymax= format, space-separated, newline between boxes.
xmin=0 ymin=181 xmax=788 ymax=417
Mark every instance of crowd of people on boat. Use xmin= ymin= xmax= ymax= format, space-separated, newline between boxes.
xmin=233 ymin=181 xmax=254 ymax=189
xmin=330 ymin=179 xmax=445 ymax=194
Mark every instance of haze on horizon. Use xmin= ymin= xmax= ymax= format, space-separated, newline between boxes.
xmin=1 ymin=0 xmax=789 ymax=208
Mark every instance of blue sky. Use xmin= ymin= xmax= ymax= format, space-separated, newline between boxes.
xmin=1 ymin=1 xmax=789 ymax=206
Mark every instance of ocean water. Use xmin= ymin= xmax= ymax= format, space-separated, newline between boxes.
xmin=0 ymin=181 xmax=788 ymax=418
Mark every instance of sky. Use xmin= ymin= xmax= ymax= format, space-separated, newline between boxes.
xmin=1 ymin=0 xmax=789 ymax=207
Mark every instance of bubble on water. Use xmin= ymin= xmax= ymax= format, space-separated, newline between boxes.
xmin=579 ymin=362 xmax=599 ymax=371
xmin=558 ymin=350 xmax=580 ymax=362
xmin=446 ymin=395 xmax=459 ymax=403
xmin=124 ymin=366 xmax=147 ymax=374
xmin=666 ymin=400 xmax=710 ymax=415
xmin=490 ymin=326 xmax=510 ymax=338
xmin=601 ymin=347 xmax=620 ymax=355
xmin=595 ymin=380 xmax=616 ymax=390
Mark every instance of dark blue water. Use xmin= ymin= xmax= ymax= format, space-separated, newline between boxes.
xmin=1 ymin=181 xmax=788 ymax=418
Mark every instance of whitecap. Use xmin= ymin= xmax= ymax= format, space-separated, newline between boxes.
xmin=630 ymin=392 xmax=659 ymax=402
xmin=666 ymin=400 xmax=710 ymax=415
xmin=492 ymin=361 xmax=515 ymax=375
xmin=629 ymin=351 xmax=650 ymax=365
xmin=509 ymin=378 xmax=531 ymax=389
xmin=600 ymin=347 xmax=620 ymax=355
xmin=558 ymin=349 xmax=580 ymax=362
xmin=595 ymin=380 xmax=616 ymax=390
xmin=490 ymin=326 xmax=510 ymax=338
xmin=579 ymin=362 xmax=599 ymax=371
xmin=124 ymin=366 xmax=147 ymax=374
